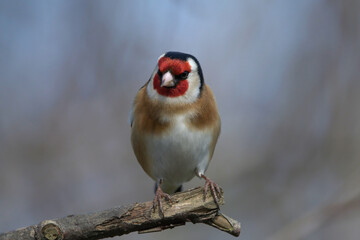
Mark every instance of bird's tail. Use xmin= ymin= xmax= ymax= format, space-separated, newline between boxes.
xmin=154 ymin=182 xmax=182 ymax=194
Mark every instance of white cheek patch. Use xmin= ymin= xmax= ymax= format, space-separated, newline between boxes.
xmin=147 ymin=68 xmax=158 ymax=99
xmin=187 ymin=58 xmax=198 ymax=72
xmin=185 ymin=57 xmax=201 ymax=101
xmin=157 ymin=53 xmax=165 ymax=61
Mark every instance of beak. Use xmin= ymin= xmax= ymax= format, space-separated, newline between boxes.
xmin=161 ymin=71 xmax=175 ymax=87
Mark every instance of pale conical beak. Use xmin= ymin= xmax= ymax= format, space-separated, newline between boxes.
xmin=161 ymin=71 xmax=175 ymax=87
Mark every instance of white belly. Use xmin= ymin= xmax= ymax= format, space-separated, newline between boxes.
xmin=147 ymin=115 xmax=211 ymax=186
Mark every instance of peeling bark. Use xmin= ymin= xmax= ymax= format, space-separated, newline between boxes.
xmin=0 ymin=187 xmax=241 ymax=240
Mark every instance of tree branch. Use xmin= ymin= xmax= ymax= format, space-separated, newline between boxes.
xmin=0 ymin=187 xmax=241 ymax=240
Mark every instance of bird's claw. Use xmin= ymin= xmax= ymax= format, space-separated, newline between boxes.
xmin=202 ymin=175 xmax=221 ymax=207
xmin=152 ymin=186 xmax=172 ymax=217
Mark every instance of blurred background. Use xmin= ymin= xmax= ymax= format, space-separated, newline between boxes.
xmin=1 ymin=0 xmax=360 ymax=239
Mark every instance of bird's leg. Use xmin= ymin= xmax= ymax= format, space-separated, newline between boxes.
xmin=152 ymin=179 xmax=172 ymax=217
xmin=200 ymin=174 xmax=221 ymax=208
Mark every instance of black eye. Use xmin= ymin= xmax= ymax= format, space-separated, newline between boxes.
xmin=157 ymin=69 xmax=163 ymax=77
xmin=178 ymin=71 xmax=189 ymax=80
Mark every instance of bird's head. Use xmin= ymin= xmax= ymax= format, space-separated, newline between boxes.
xmin=147 ymin=51 xmax=204 ymax=104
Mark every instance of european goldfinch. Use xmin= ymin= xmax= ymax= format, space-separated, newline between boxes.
xmin=130 ymin=51 xmax=221 ymax=213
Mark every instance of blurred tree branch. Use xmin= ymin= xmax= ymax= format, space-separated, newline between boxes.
xmin=0 ymin=187 xmax=240 ymax=240
xmin=268 ymin=190 xmax=360 ymax=240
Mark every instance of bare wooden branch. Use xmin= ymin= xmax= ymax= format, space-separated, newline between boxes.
xmin=0 ymin=187 xmax=241 ymax=240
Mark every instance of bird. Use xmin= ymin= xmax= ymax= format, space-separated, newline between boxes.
xmin=130 ymin=51 xmax=221 ymax=215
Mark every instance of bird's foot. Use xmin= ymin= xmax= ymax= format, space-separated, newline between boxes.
xmin=152 ymin=185 xmax=172 ymax=217
xmin=201 ymin=174 xmax=221 ymax=208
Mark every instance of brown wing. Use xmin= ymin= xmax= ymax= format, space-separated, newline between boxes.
xmin=130 ymin=84 xmax=171 ymax=179
xmin=187 ymin=84 xmax=221 ymax=161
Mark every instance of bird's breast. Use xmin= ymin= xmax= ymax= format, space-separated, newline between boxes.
xmin=146 ymin=114 xmax=212 ymax=185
